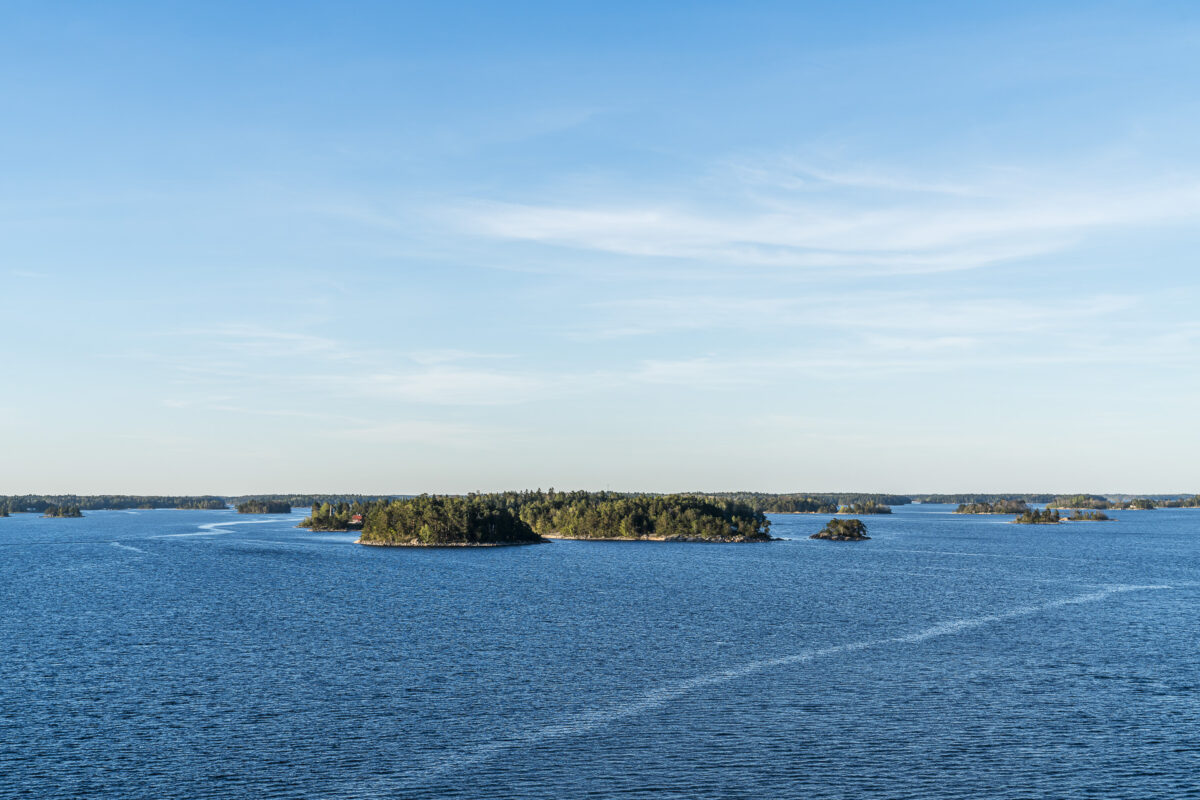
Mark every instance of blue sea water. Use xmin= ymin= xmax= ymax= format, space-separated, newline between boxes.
xmin=1 ymin=504 xmax=1197 ymax=799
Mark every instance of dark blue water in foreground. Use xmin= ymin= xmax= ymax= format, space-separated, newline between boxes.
xmin=2 ymin=505 xmax=1198 ymax=799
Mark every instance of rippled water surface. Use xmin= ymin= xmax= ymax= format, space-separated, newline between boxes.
xmin=2 ymin=505 xmax=1198 ymax=799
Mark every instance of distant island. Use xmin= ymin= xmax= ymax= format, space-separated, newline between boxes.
xmin=1048 ymin=495 xmax=1156 ymax=511
xmin=0 ymin=494 xmax=405 ymax=515
xmin=236 ymin=500 xmax=292 ymax=514
xmin=810 ymin=518 xmax=870 ymax=541
xmin=1013 ymin=508 xmax=1062 ymax=525
xmin=705 ymin=492 xmax=906 ymax=514
xmin=915 ymin=493 xmax=1055 ymax=505
xmin=1157 ymin=495 xmax=1200 ymax=508
xmin=42 ymin=505 xmax=83 ymax=518
xmin=955 ymin=500 xmax=1029 ymax=514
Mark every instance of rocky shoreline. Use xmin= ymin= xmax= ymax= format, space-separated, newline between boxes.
xmin=356 ymin=538 xmax=549 ymax=548
xmin=542 ymin=534 xmax=777 ymax=543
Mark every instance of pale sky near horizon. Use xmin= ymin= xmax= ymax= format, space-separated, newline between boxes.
xmin=3 ymin=1 xmax=1200 ymax=495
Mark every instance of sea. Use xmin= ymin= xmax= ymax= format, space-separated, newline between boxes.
xmin=1 ymin=504 xmax=1197 ymax=799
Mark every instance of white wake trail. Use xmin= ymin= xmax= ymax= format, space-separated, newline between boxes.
xmin=152 ymin=519 xmax=284 ymax=538
xmin=110 ymin=542 xmax=146 ymax=553
xmin=399 ymin=583 xmax=1170 ymax=786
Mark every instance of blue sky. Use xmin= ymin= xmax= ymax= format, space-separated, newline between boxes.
xmin=3 ymin=1 xmax=1200 ymax=494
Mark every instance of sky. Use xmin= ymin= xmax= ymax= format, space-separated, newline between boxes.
xmin=3 ymin=1 xmax=1200 ymax=494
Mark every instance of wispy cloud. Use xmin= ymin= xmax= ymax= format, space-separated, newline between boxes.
xmin=449 ymin=157 xmax=1200 ymax=274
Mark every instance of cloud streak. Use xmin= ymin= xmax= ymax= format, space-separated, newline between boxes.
xmin=450 ymin=157 xmax=1200 ymax=274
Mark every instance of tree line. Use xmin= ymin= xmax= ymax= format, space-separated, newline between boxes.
xmin=359 ymin=495 xmax=543 ymax=546
xmin=955 ymin=500 xmax=1030 ymax=514
xmin=918 ymin=494 xmax=1056 ymax=505
xmin=703 ymin=492 xmax=908 ymax=513
xmin=1014 ymin=508 xmax=1061 ymax=525
xmin=304 ymin=490 xmax=772 ymax=543
xmin=0 ymin=494 xmax=406 ymax=514
xmin=236 ymin=500 xmax=293 ymax=514
xmin=301 ymin=501 xmax=370 ymax=531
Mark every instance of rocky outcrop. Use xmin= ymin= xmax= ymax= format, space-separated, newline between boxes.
xmin=810 ymin=518 xmax=870 ymax=541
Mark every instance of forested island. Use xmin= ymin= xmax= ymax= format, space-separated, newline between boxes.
xmin=304 ymin=491 xmax=773 ymax=544
xmin=236 ymin=500 xmax=293 ymax=514
xmin=1068 ymin=510 xmax=1112 ymax=521
xmin=42 ymin=505 xmax=83 ymax=518
xmin=955 ymin=500 xmax=1029 ymax=514
xmin=1013 ymin=508 xmax=1062 ymax=525
xmin=838 ymin=501 xmax=891 ymax=514
xmin=358 ymin=495 xmax=544 ymax=547
xmin=1122 ymin=498 xmax=1157 ymax=510
xmin=1048 ymin=495 xmax=1167 ymax=510
xmin=810 ymin=518 xmax=870 ymax=541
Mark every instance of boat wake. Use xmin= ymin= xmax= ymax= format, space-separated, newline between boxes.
xmin=383 ymin=583 xmax=1171 ymax=790
xmin=152 ymin=519 xmax=283 ymax=538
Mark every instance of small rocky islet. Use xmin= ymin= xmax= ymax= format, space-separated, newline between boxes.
xmin=810 ymin=518 xmax=870 ymax=541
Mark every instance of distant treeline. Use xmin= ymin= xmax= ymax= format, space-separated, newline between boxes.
xmin=0 ymin=495 xmax=230 ymax=512
xmin=0 ymin=494 xmax=405 ymax=514
xmin=838 ymin=502 xmax=892 ymax=514
xmin=704 ymin=492 xmax=909 ymax=514
xmin=236 ymin=500 xmax=293 ymax=514
xmin=176 ymin=498 xmax=228 ymax=510
xmin=918 ymin=494 xmax=1056 ymax=505
xmin=1049 ymin=495 xmax=1159 ymax=510
xmin=229 ymin=494 xmax=406 ymax=509
xmin=1158 ymin=495 xmax=1200 ymax=508
xmin=955 ymin=500 xmax=1029 ymax=514
xmin=925 ymin=494 xmax=1200 ymax=510
xmin=306 ymin=490 xmax=772 ymax=544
